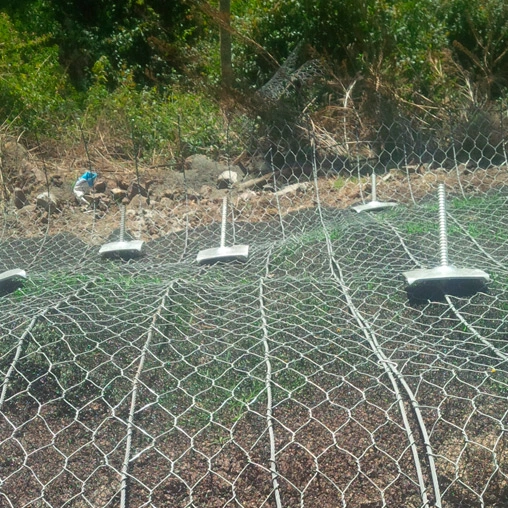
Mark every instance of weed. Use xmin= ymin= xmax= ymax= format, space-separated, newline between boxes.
xmin=333 ymin=176 xmax=348 ymax=190
xmin=404 ymin=222 xmax=437 ymax=235
xmin=451 ymin=195 xmax=506 ymax=210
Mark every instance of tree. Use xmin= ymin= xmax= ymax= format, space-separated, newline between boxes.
xmin=219 ymin=0 xmax=233 ymax=87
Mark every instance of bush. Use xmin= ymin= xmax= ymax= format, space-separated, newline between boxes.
xmin=84 ymin=65 xmax=227 ymax=159
xmin=0 ymin=12 xmax=76 ymax=132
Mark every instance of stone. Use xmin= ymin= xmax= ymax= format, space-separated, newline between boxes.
xmin=110 ymin=188 xmax=127 ymax=202
xmin=159 ymin=197 xmax=173 ymax=208
xmin=248 ymin=156 xmax=271 ymax=174
xmin=127 ymin=194 xmax=146 ymax=210
xmin=18 ymin=204 xmax=36 ymax=216
xmin=237 ymin=190 xmax=257 ymax=202
xmin=187 ymin=188 xmax=201 ymax=201
xmin=83 ymin=192 xmax=107 ymax=205
xmin=199 ymin=185 xmax=213 ymax=197
xmin=184 ymin=154 xmax=218 ymax=172
xmin=2 ymin=141 xmax=28 ymax=169
xmin=274 ymin=182 xmax=309 ymax=197
xmin=94 ymin=178 xmax=107 ymax=193
xmin=217 ymin=170 xmax=238 ymax=189
xmin=116 ymin=178 xmax=129 ymax=190
xmin=13 ymin=188 xmax=27 ymax=209
xmin=36 ymin=191 xmax=61 ymax=213
xmin=127 ymin=181 xmax=149 ymax=201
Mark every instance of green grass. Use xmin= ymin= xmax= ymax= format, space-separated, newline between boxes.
xmin=10 ymin=270 xmax=163 ymax=301
xmin=451 ymin=195 xmax=507 ymax=210
xmin=270 ymin=226 xmax=342 ymax=270
xmin=404 ymin=222 xmax=437 ymax=235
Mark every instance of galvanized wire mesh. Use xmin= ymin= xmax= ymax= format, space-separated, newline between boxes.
xmin=1 ymin=111 xmax=508 ymax=507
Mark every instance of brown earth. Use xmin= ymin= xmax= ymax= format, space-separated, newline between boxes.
xmin=2 ymin=140 xmax=508 ymax=244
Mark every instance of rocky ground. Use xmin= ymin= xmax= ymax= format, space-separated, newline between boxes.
xmin=2 ymin=139 xmax=508 ymax=244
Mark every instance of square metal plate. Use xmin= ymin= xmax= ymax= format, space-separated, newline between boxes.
xmin=99 ymin=240 xmax=144 ymax=258
xmin=403 ymin=265 xmax=490 ymax=286
xmin=196 ymin=245 xmax=249 ymax=264
xmin=0 ymin=268 xmax=27 ymax=283
xmin=351 ymin=201 xmax=398 ymax=213
xmin=0 ymin=268 xmax=27 ymax=295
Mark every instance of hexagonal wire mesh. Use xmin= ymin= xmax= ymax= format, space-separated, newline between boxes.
xmin=1 ymin=106 xmax=508 ymax=508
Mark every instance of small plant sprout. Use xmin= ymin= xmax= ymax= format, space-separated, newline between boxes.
xmin=351 ymin=173 xmax=398 ymax=213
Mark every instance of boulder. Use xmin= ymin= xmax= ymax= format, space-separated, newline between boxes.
xmin=2 ymin=141 xmax=28 ymax=170
xmin=184 ymin=154 xmax=219 ymax=173
xmin=273 ymin=182 xmax=309 ymax=197
xmin=94 ymin=178 xmax=107 ymax=193
xmin=13 ymin=188 xmax=27 ymax=209
xmin=217 ymin=170 xmax=238 ymax=189
xmin=199 ymin=185 xmax=213 ymax=197
xmin=36 ymin=191 xmax=61 ymax=213
xmin=110 ymin=187 xmax=127 ymax=202
xmin=127 ymin=180 xmax=149 ymax=201
xmin=237 ymin=190 xmax=257 ymax=202
xmin=127 ymin=194 xmax=147 ymax=210
xmin=116 ymin=178 xmax=129 ymax=190
xmin=159 ymin=196 xmax=173 ymax=208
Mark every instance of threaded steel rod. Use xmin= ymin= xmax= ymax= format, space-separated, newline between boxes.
xmin=220 ymin=196 xmax=228 ymax=248
xmin=120 ymin=204 xmax=126 ymax=243
xmin=438 ymin=184 xmax=449 ymax=266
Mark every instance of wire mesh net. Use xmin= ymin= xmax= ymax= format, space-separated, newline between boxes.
xmin=1 ymin=110 xmax=508 ymax=507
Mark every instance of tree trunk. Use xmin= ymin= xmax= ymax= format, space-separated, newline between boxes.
xmin=219 ymin=0 xmax=233 ymax=88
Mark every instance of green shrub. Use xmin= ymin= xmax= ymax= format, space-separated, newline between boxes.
xmin=84 ymin=66 xmax=227 ymax=157
xmin=0 ymin=12 xmax=76 ymax=132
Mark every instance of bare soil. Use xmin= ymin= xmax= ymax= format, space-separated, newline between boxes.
xmin=3 ymin=141 xmax=508 ymax=245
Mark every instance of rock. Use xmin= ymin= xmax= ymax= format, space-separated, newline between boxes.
xmin=217 ymin=170 xmax=238 ymax=189
xmin=184 ymin=154 xmax=218 ymax=173
xmin=36 ymin=191 xmax=61 ymax=213
xmin=116 ymin=178 xmax=129 ymax=190
xmin=274 ymin=182 xmax=309 ymax=197
xmin=18 ymin=204 xmax=36 ymax=216
xmin=247 ymin=156 xmax=271 ymax=174
xmin=50 ymin=175 xmax=63 ymax=187
xmin=83 ymin=192 xmax=107 ymax=205
xmin=2 ymin=141 xmax=28 ymax=170
xmin=187 ymin=188 xmax=201 ymax=201
xmin=159 ymin=197 xmax=173 ymax=208
xmin=200 ymin=185 xmax=213 ymax=197
xmin=83 ymin=192 xmax=110 ymax=212
xmin=127 ymin=194 xmax=146 ymax=210
xmin=163 ymin=189 xmax=181 ymax=200
xmin=94 ymin=178 xmax=107 ymax=193
xmin=13 ymin=188 xmax=27 ymax=209
xmin=237 ymin=190 xmax=257 ymax=202
xmin=110 ymin=188 xmax=127 ymax=202
xmin=127 ymin=181 xmax=149 ymax=201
